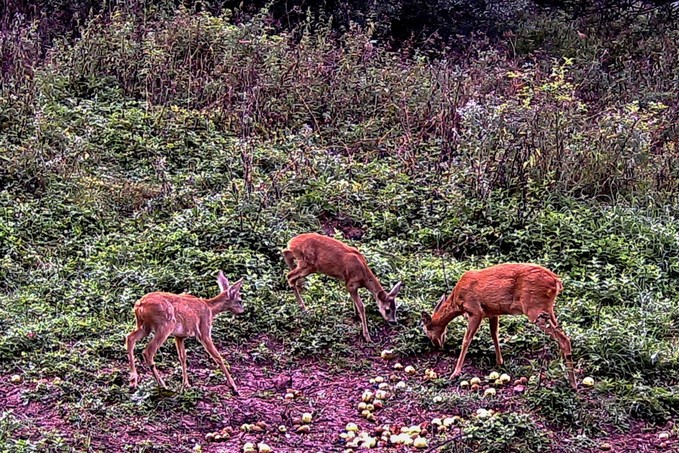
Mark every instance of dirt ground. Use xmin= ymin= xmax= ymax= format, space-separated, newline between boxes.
xmin=2 ymin=335 xmax=677 ymax=453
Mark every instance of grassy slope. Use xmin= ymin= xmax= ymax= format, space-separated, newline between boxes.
xmin=2 ymin=8 xmax=679 ymax=453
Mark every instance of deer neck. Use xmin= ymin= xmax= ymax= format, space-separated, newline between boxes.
xmin=205 ymin=292 xmax=230 ymax=315
xmin=430 ymin=300 xmax=463 ymax=328
xmin=362 ymin=272 xmax=387 ymax=302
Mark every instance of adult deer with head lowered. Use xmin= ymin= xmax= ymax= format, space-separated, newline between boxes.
xmin=126 ymin=271 xmax=244 ymax=393
xmin=421 ymin=263 xmax=576 ymax=388
xmin=283 ymin=233 xmax=403 ymax=342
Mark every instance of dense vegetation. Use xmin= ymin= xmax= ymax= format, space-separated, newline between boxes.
xmin=1 ymin=1 xmax=678 ymax=451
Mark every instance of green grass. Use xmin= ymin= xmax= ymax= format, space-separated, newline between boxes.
xmin=1 ymin=5 xmax=679 ymax=452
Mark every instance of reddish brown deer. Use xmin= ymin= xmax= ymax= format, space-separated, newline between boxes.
xmin=125 ymin=271 xmax=244 ymax=393
xmin=421 ymin=263 xmax=576 ymax=388
xmin=283 ymin=233 xmax=402 ymax=342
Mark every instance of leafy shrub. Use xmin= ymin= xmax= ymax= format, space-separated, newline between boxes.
xmin=456 ymin=411 xmax=551 ymax=452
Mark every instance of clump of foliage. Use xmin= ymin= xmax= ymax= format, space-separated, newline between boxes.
xmin=455 ymin=411 xmax=550 ymax=452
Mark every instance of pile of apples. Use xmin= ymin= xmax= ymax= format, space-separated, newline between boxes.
xmin=457 ymin=371 xmax=530 ymax=396
xmin=339 ymin=422 xmax=430 ymax=450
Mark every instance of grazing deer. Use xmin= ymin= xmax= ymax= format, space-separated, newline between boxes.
xmin=125 ymin=271 xmax=244 ymax=393
xmin=283 ymin=233 xmax=403 ymax=342
xmin=421 ymin=263 xmax=576 ymax=388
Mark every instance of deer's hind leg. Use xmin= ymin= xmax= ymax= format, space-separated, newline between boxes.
xmin=141 ymin=324 xmax=174 ymax=389
xmin=126 ymin=321 xmax=150 ymax=388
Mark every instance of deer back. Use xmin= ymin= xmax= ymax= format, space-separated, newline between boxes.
xmin=288 ymin=233 xmax=371 ymax=282
xmin=135 ymin=292 xmax=211 ymax=338
xmin=455 ymin=263 xmax=561 ymax=317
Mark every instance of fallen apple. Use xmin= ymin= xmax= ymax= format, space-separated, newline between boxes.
xmin=346 ymin=422 xmax=359 ymax=432
xmin=483 ymin=388 xmax=496 ymax=397
xmin=257 ymin=443 xmax=272 ymax=453
xmin=361 ymin=437 xmax=377 ymax=448
xmin=582 ymin=377 xmax=595 ymax=387
xmin=408 ymin=425 xmax=421 ymax=435
xmin=243 ymin=443 xmax=256 ymax=453
xmin=487 ymin=371 xmax=500 ymax=380
xmin=413 ymin=437 xmax=428 ymax=449
xmin=424 ymin=369 xmax=438 ymax=380
xmin=380 ymin=349 xmax=396 ymax=360
xmin=296 ymin=425 xmax=310 ymax=434
xmin=476 ymin=408 xmax=491 ymax=418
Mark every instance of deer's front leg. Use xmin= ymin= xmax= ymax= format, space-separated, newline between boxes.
xmin=534 ymin=312 xmax=577 ymax=389
xmin=287 ymin=266 xmax=312 ymax=311
xmin=348 ymin=284 xmax=371 ymax=342
xmin=452 ymin=315 xmax=483 ymax=377
xmin=199 ymin=335 xmax=239 ymax=395
xmin=489 ymin=316 xmax=504 ymax=366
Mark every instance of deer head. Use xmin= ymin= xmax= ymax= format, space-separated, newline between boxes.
xmin=378 ymin=281 xmax=403 ymax=325
xmin=216 ymin=270 xmax=245 ymax=314
xmin=421 ymin=294 xmax=447 ymax=348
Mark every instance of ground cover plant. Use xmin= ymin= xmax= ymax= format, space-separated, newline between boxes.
xmin=1 ymin=2 xmax=679 ymax=452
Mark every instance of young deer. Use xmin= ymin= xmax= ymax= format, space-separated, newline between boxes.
xmin=283 ymin=233 xmax=403 ymax=342
xmin=125 ymin=271 xmax=244 ymax=393
xmin=421 ymin=263 xmax=576 ymax=388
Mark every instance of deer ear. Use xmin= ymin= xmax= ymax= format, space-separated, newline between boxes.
xmin=216 ymin=270 xmax=230 ymax=292
xmin=421 ymin=311 xmax=432 ymax=324
xmin=388 ymin=281 xmax=403 ymax=298
xmin=434 ymin=293 xmax=447 ymax=312
xmin=229 ymin=278 xmax=244 ymax=296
